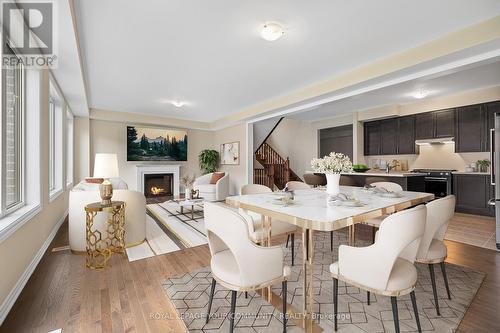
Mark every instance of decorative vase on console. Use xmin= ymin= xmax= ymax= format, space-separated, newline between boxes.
xmin=311 ymin=152 xmax=353 ymax=197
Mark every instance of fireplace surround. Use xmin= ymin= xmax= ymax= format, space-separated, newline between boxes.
xmin=136 ymin=165 xmax=180 ymax=197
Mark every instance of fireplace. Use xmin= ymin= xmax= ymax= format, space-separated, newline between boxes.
xmin=143 ymin=173 xmax=173 ymax=198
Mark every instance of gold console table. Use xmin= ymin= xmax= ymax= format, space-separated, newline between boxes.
xmin=84 ymin=201 xmax=126 ymax=269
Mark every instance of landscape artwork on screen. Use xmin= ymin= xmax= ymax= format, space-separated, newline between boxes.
xmin=127 ymin=126 xmax=187 ymax=161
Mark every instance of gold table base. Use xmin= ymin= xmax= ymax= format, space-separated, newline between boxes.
xmin=85 ymin=201 xmax=126 ymax=269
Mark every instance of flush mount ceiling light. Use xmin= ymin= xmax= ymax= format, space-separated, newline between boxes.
xmin=260 ymin=22 xmax=285 ymax=41
xmin=413 ymin=89 xmax=429 ymax=99
xmin=171 ymin=100 xmax=186 ymax=108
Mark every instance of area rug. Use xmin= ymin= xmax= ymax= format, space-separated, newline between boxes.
xmin=125 ymin=201 xmax=207 ymax=262
xmin=162 ymin=231 xmax=485 ymax=332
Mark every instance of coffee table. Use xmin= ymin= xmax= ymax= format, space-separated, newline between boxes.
xmin=170 ymin=198 xmax=204 ymax=220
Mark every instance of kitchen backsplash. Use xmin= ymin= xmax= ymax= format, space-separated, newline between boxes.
xmin=363 ymin=143 xmax=490 ymax=172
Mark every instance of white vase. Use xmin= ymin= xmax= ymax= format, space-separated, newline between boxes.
xmin=326 ymin=173 xmax=341 ymax=196
xmin=185 ymin=188 xmax=192 ymax=200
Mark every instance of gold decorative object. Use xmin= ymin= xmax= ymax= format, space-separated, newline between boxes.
xmin=84 ymin=201 xmax=126 ymax=269
xmin=191 ymin=189 xmax=200 ymax=199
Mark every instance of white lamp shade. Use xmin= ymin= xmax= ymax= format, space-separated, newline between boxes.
xmin=93 ymin=153 xmax=119 ymax=178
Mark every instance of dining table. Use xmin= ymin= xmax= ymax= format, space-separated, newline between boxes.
xmin=225 ymin=186 xmax=435 ymax=325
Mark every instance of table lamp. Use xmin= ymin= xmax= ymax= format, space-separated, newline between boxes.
xmin=93 ymin=153 xmax=119 ymax=205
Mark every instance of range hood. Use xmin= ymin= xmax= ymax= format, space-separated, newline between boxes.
xmin=415 ymin=137 xmax=454 ymax=145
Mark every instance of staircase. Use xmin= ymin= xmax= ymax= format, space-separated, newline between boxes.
xmin=254 ymin=142 xmax=301 ymax=190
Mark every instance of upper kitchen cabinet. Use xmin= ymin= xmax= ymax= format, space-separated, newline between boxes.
xmin=379 ymin=118 xmax=397 ymax=155
xmin=415 ymin=112 xmax=434 ymax=140
xmin=397 ymin=116 xmax=416 ymax=154
xmin=455 ymin=104 xmax=485 ymax=153
xmin=364 ymin=121 xmax=381 ymax=156
xmin=416 ymin=109 xmax=455 ymax=139
xmin=434 ymin=109 xmax=455 ymax=138
xmin=486 ymin=101 xmax=500 ymax=150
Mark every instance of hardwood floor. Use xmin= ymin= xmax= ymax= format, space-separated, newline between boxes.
xmin=1 ymin=216 xmax=500 ymax=333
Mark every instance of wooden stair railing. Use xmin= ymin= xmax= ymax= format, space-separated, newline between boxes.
xmin=254 ymin=142 xmax=301 ymax=189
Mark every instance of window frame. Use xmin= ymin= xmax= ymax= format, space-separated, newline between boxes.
xmin=48 ymin=74 xmax=64 ymax=202
xmin=1 ymin=43 xmax=26 ymax=217
xmin=66 ymin=107 xmax=73 ymax=187
xmin=48 ymin=97 xmax=56 ymax=192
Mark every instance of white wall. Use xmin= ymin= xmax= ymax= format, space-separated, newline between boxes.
xmin=74 ymin=116 xmax=90 ymax=183
xmin=212 ymin=123 xmax=247 ymax=195
xmin=89 ymin=119 xmax=214 ymax=191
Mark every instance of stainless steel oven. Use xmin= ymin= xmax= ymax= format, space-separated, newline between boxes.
xmin=411 ymin=169 xmax=454 ymax=198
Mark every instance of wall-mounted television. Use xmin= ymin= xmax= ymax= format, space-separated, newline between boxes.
xmin=127 ymin=126 xmax=187 ymax=161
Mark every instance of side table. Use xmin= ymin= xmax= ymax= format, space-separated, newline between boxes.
xmin=84 ymin=201 xmax=126 ymax=269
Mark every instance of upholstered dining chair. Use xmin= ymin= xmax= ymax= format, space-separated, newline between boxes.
xmin=204 ymin=202 xmax=290 ymax=333
xmin=240 ymin=184 xmax=298 ymax=265
xmin=415 ymin=195 xmax=456 ymax=316
xmin=362 ymin=181 xmax=404 ymax=242
xmin=284 ymin=180 xmax=310 ymax=191
xmin=331 ymin=205 xmax=427 ymax=333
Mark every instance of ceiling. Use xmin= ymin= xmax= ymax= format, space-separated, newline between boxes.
xmin=288 ymin=59 xmax=500 ymax=122
xmin=75 ymin=0 xmax=500 ymax=123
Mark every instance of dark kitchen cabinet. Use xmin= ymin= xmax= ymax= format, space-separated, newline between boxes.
xmin=455 ymin=104 xmax=485 ymax=153
xmin=364 ymin=121 xmax=381 ymax=156
xmin=397 ymin=116 xmax=415 ymax=154
xmin=380 ymin=119 xmax=397 ymax=155
xmin=415 ymin=112 xmax=434 ymax=140
xmin=486 ymin=101 xmax=500 ymax=150
xmin=434 ymin=109 xmax=455 ymax=138
xmin=453 ymin=174 xmax=494 ymax=216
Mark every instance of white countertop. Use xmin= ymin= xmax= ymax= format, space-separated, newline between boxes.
xmin=342 ymin=171 xmax=427 ymax=177
xmin=452 ymin=171 xmax=489 ymax=175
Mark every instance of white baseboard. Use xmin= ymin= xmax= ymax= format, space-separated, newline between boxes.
xmin=0 ymin=209 xmax=68 ymax=325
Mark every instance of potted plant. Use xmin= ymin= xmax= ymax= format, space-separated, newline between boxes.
xmin=311 ymin=152 xmax=353 ymax=195
xmin=476 ymin=159 xmax=491 ymax=173
xmin=199 ymin=149 xmax=219 ymax=174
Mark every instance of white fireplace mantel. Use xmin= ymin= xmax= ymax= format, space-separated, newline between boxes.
xmin=136 ymin=165 xmax=180 ymax=196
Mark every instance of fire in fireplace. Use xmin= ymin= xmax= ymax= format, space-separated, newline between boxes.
xmin=144 ymin=173 xmax=173 ymax=198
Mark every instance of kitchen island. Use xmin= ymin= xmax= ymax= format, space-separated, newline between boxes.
xmin=340 ymin=171 xmax=427 ymax=192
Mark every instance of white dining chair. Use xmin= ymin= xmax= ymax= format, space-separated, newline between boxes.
xmin=415 ymin=195 xmax=456 ymax=316
xmin=204 ymin=202 xmax=290 ymax=333
xmin=240 ymin=184 xmax=298 ymax=265
xmin=284 ymin=180 xmax=310 ymax=191
xmin=362 ymin=181 xmax=404 ymax=242
xmin=330 ymin=205 xmax=426 ymax=333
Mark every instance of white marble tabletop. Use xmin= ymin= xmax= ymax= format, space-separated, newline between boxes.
xmin=226 ymin=186 xmax=434 ymax=231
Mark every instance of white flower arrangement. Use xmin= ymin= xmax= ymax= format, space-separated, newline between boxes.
xmin=311 ymin=152 xmax=353 ymax=174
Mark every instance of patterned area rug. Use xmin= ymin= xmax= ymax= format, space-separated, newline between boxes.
xmin=162 ymin=231 xmax=485 ymax=332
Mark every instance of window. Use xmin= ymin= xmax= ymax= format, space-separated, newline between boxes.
xmin=48 ymin=77 xmax=63 ymax=201
xmin=1 ymin=44 xmax=24 ymax=215
xmin=66 ymin=108 xmax=73 ymax=186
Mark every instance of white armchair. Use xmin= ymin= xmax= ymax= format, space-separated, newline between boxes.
xmin=330 ymin=205 xmax=426 ymax=333
xmin=204 ymin=202 xmax=290 ymax=333
xmin=69 ymin=189 xmax=146 ymax=252
xmin=193 ymin=172 xmax=229 ymax=201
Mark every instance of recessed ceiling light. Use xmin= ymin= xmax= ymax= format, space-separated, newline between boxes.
xmin=413 ymin=89 xmax=429 ymax=99
xmin=171 ymin=100 xmax=186 ymax=108
xmin=260 ymin=22 xmax=285 ymax=41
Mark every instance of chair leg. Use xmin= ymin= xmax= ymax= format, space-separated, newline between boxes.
xmin=410 ymin=291 xmax=422 ymax=333
xmin=282 ymin=280 xmax=287 ymax=333
xmin=229 ymin=290 xmax=237 ymax=333
xmin=330 ymin=231 xmax=333 ymax=251
xmin=333 ymin=278 xmax=338 ymax=331
xmin=440 ymin=262 xmax=451 ymax=300
xmin=371 ymin=226 xmax=376 ymax=243
xmin=286 ymin=234 xmax=290 ymax=248
xmin=428 ymin=264 xmax=440 ymax=316
xmin=306 ymin=229 xmax=309 ymax=260
xmin=367 ymin=291 xmax=370 ymax=305
xmin=391 ymin=296 xmax=400 ymax=333
xmin=206 ymin=278 xmax=216 ymax=324
xmin=245 ymin=291 xmax=248 ymax=299
xmin=291 ymin=233 xmax=295 ymax=266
